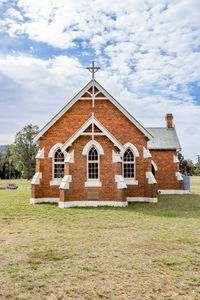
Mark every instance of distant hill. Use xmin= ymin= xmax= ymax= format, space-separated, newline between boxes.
xmin=0 ymin=145 xmax=7 ymax=153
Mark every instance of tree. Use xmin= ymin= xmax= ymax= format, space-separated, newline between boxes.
xmin=178 ymin=152 xmax=195 ymax=176
xmin=11 ymin=124 xmax=39 ymax=180
xmin=0 ymin=145 xmax=21 ymax=179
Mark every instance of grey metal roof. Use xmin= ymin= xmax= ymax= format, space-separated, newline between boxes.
xmin=146 ymin=127 xmax=181 ymax=150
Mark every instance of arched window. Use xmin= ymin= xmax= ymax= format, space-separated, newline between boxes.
xmin=123 ymin=149 xmax=135 ymax=178
xmin=87 ymin=147 xmax=99 ymax=180
xmin=54 ymin=149 xmax=64 ymax=179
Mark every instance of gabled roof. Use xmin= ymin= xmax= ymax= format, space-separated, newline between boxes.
xmin=146 ymin=127 xmax=181 ymax=150
xmin=61 ymin=114 xmax=124 ymax=152
xmin=33 ymin=79 xmax=153 ymax=142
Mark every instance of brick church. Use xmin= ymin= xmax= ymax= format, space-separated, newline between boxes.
xmin=31 ymin=62 xmax=184 ymax=208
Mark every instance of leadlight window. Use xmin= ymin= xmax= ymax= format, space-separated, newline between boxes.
xmin=54 ymin=149 xmax=64 ymax=178
xmin=88 ymin=147 xmax=99 ymax=180
xmin=123 ymin=149 xmax=135 ymax=178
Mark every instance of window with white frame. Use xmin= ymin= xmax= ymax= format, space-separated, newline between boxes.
xmin=123 ymin=148 xmax=135 ymax=178
xmin=87 ymin=147 xmax=99 ymax=180
xmin=54 ymin=149 xmax=64 ymax=178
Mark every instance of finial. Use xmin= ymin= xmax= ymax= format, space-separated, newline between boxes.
xmin=86 ymin=61 xmax=100 ymax=80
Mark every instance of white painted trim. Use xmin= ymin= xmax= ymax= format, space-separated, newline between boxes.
xmin=61 ymin=115 xmax=124 ymax=152
xmin=123 ymin=142 xmax=139 ymax=157
xmin=127 ymin=197 xmax=158 ymax=203
xmin=115 ymin=175 xmax=127 ymax=189
xmin=112 ymin=150 xmax=122 ymax=163
xmin=124 ymin=178 xmax=138 ymax=185
xmin=50 ymin=178 xmax=62 ymax=186
xmin=64 ymin=150 xmax=74 ymax=163
xmin=151 ymin=160 xmax=158 ymax=171
xmin=48 ymin=143 xmax=63 ymax=158
xmin=143 ymin=147 xmax=152 ymax=158
xmin=58 ymin=201 xmax=128 ymax=208
xmin=59 ymin=175 xmax=72 ymax=189
xmin=30 ymin=198 xmax=59 ymax=204
xmin=158 ymin=189 xmax=192 ymax=194
xmin=146 ymin=172 xmax=157 ymax=184
xmin=176 ymin=172 xmax=183 ymax=181
xmin=33 ymin=79 xmax=153 ymax=143
xmin=35 ymin=147 xmax=44 ymax=159
xmin=82 ymin=140 xmax=104 ymax=155
xmin=173 ymin=155 xmax=179 ymax=163
xmin=85 ymin=181 xmax=102 ymax=187
xmin=31 ymin=172 xmax=42 ymax=185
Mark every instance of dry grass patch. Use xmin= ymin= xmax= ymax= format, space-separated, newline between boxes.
xmin=0 ymin=179 xmax=200 ymax=299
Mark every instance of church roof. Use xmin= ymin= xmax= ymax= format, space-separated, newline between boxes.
xmin=146 ymin=127 xmax=181 ymax=150
xmin=33 ymin=80 xmax=153 ymax=142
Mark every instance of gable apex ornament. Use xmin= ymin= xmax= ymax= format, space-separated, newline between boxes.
xmin=86 ymin=61 xmax=100 ymax=80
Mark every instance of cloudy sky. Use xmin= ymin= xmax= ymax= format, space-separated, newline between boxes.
xmin=0 ymin=0 xmax=199 ymax=161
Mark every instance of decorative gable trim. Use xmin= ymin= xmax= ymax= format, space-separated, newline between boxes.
xmin=33 ymin=80 xmax=153 ymax=142
xmin=61 ymin=115 xmax=124 ymax=152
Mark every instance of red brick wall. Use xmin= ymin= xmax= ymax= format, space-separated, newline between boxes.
xmin=150 ymin=150 xmax=182 ymax=190
xmin=33 ymin=96 xmax=156 ymax=201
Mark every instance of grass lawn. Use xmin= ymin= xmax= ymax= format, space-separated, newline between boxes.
xmin=191 ymin=176 xmax=200 ymax=193
xmin=0 ymin=179 xmax=200 ymax=299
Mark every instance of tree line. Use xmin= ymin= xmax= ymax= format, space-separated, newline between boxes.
xmin=0 ymin=124 xmax=199 ymax=180
xmin=0 ymin=124 xmax=39 ymax=180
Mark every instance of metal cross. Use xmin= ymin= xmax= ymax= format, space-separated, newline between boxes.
xmin=86 ymin=61 xmax=100 ymax=80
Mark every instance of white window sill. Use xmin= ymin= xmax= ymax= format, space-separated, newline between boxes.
xmin=50 ymin=179 xmax=62 ymax=186
xmin=124 ymin=178 xmax=138 ymax=185
xmin=85 ymin=181 xmax=102 ymax=187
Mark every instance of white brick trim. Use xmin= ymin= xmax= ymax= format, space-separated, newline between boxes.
xmin=59 ymin=175 xmax=72 ymax=189
xmin=115 ymin=175 xmax=127 ymax=189
xmin=123 ymin=142 xmax=139 ymax=157
xmin=151 ymin=160 xmax=158 ymax=171
xmin=146 ymin=172 xmax=157 ymax=184
xmin=85 ymin=181 xmax=102 ymax=187
xmin=65 ymin=150 xmax=74 ymax=163
xmin=176 ymin=172 xmax=183 ymax=181
xmin=143 ymin=147 xmax=152 ymax=158
xmin=127 ymin=197 xmax=158 ymax=203
xmin=58 ymin=201 xmax=128 ymax=208
xmin=30 ymin=198 xmax=59 ymax=204
xmin=31 ymin=172 xmax=42 ymax=185
xmin=35 ymin=147 xmax=44 ymax=159
xmin=173 ymin=155 xmax=179 ymax=163
xmin=112 ymin=150 xmax=122 ymax=163
xmin=48 ymin=143 xmax=63 ymax=158
xmin=124 ymin=178 xmax=138 ymax=185
xmin=158 ymin=190 xmax=192 ymax=194
xmin=82 ymin=140 xmax=104 ymax=155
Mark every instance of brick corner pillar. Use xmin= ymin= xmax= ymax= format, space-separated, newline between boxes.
xmin=115 ymin=161 xmax=127 ymax=202
xmin=59 ymin=161 xmax=71 ymax=203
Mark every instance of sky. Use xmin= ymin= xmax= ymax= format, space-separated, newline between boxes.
xmin=0 ymin=0 xmax=199 ymax=162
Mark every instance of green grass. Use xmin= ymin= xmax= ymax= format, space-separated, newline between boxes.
xmin=0 ymin=179 xmax=200 ymax=299
xmin=191 ymin=176 xmax=200 ymax=193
